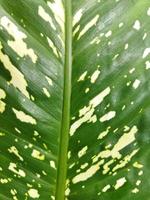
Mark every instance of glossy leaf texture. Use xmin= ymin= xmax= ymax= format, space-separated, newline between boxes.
xmin=68 ymin=0 xmax=150 ymax=200
xmin=0 ymin=0 xmax=64 ymax=199
xmin=0 ymin=0 xmax=150 ymax=200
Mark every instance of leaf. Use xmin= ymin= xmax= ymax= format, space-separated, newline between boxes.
xmin=0 ymin=0 xmax=150 ymax=200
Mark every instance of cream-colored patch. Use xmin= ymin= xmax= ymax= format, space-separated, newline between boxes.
xmin=102 ymin=159 xmax=115 ymax=174
xmin=0 ymin=132 xmax=5 ymax=136
xmin=70 ymin=87 xmax=111 ymax=136
xmin=102 ymin=184 xmax=111 ymax=192
xmin=143 ymin=48 xmax=150 ymax=58
xmin=47 ymin=0 xmax=64 ymax=32
xmin=8 ymin=162 xmax=26 ymax=177
xmin=143 ymin=33 xmax=147 ymax=40
xmin=43 ymin=87 xmax=51 ymax=98
xmin=129 ymin=68 xmax=135 ymax=74
xmin=114 ymin=177 xmax=127 ymax=189
xmin=78 ymin=71 xmax=87 ymax=82
xmin=105 ymin=30 xmax=112 ymax=38
xmin=50 ymin=161 xmax=56 ymax=169
xmin=0 ymin=43 xmax=30 ymax=98
xmin=124 ymin=43 xmax=129 ymax=50
xmin=119 ymin=22 xmax=124 ymax=28
xmin=78 ymin=146 xmax=88 ymax=158
xmin=133 ymin=161 xmax=143 ymax=169
xmin=90 ymin=37 xmax=101 ymax=44
xmin=90 ymin=69 xmax=100 ymax=83
xmin=112 ymin=149 xmax=139 ymax=172
xmin=65 ymin=188 xmax=70 ymax=196
xmin=73 ymin=25 xmax=80 ymax=36
xmin=0 ymin=16 xmax=37 ymax=63
xmin=145 ymin=61 xmax=150 ymax=69
xmin=72 ymin=160 xmax=104 ymax=184
xmin=38 ymin=6 xmax=56 ymax=30
xmin=147 ymin=8 xmax=150 ymax=16
xmin=78 ymin=15 xmax=99 ymax=39
xmin=80 ymin=163 xmax=88 ymax=169
xmin=45 ymin=76 xmax=53 ymax=86
xmin=13 ymin=108 xmax=36 ymax=124
xmin=93 ymin=126 xmax=138 ymax=162
xmin=132 ymin=188 xmax=139 ymax=193
xmin=0 ymin=178 xmax=11 ymax=184
xmin=0 ymin=88 xmax=6 ymax=99
xmin=31 ymin=149 xmax=45 ymax=160
xmin=85 ymin=88 xmax=90 ymax=93
xmin=100 ymin=111 xmax=116 ymax=122
xmin=47 ymin=37 xmax=59 ymax=57
xmin=133 ymin=20 xmax=141 ymax=30
xmin=73 ymin=9 xmax=83 ymax=26
xmin=0 ymin=88 xmax=6 ymax=113
xmin=28 ymin=188 xmax=40 ymax=199
xmin=8 ymin=146 xmax=24 ymax=161
xmin=97 ymin=127 xmax=110 ymax=140
xmin=132 ymin=79 xmax=140 ymax=89
xmin=109 ymin=126 xmax=138 ymax=159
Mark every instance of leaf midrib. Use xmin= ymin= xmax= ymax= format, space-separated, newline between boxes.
xmin=55 ymin=0 xmax=72 ymax=200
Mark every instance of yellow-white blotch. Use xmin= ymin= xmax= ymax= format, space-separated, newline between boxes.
xmin=0 ymin=43 xmax=30 ymax=98
xmin=47 ymin=37 xmax=59 ymax=57
xmin=72 ymin=160 xmax=104 ymax=184
xmin=50 ymin=161 xmax=56 ymax=169
xmin=114 ymin=177 xmax=127 ymax=189
xmin=100 ymin=111 xmax=116 ymax=122
xmin=47 ymin=0 xmax=64 ymax=32
xmin=8 ymin=162 xmax=26 ymax=177
xmin=0 ymin=88 xmax=6 ymax=113
xmin=31 ymin=149 xmax=45 ymax=160
xmin=78 ymin=146 xmax=88 ymax=158
xmin=70 ymin=87 xmax=111 ymax=136
xmin=90 ymin=69 xmax=100 ymax=83
xmin=78 ymin=15 xmax=99 ymax=39
xmin=8 ymin=146 xmax=24 ymax=161
xmin=38 ymin=6 xmax=56 ymax=30
xmin=43 ymin=87 xmax=51 ymax=98
xmin=73 ymin=9 xmax=83 ymax=26
xmin=28 ymin=188 xmax=40 ymax=199
xmin=12 ymin=108 xmax=36 ymax=124
xmin=0 ymin=16 xmax=37 ymax=63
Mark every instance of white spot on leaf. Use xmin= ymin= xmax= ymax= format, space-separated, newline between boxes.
xmin=13 ymin=108 xmax=36 ymax=124
xmin=143 ymin=48 xmax=150 ymax=58
xmin=73 ymin=9 xmax=83 ymax=26
xmin=8 ymin=163 xmax=26 ymax=177
xmin=0 ymin=16 xmax=37 ymax=63
xmin=78 ymin=15 xmax=99 ymax=39
xmin=114 ymin=177 xmax=127 ymax=189
xmin=28 ymin=189 xmax=40 ymax=199
xmin=90 ymin=69 xmax=100 ymax=83
xmin=38 ymin=6 xmax=56 ymax=30
xmin=78 ymin=146 xmax=88 ymax=158
xmin=100 ymin=111 xmax=116 ymax=122
xmin=0 ymin=88 xmax=6 ymax=113
xmin=31 ymin=149 xmax=45 ymax=160
xmin=70 ymin=87 xmax=111 ymax=136
xmin=0 ymin=43 xmax=30 ymax=98
xmin=132 ymin=79 xmax=140 ymax=89
xmin=133 ymin=20 xmax=141 ymax=30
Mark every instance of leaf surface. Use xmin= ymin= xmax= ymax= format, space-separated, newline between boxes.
xmin=0 ymin=0 xmax=150 ymax=200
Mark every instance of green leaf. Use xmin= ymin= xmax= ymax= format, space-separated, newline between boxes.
xmin=0 ymin=0 xmax=150 ymax=200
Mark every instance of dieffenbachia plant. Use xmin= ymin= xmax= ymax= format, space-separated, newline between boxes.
xmin=0 ymin=0 xmax=150 ymax=199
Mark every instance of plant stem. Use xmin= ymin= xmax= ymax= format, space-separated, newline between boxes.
xmin=55 ymin=0 xmax=72 ymax=200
